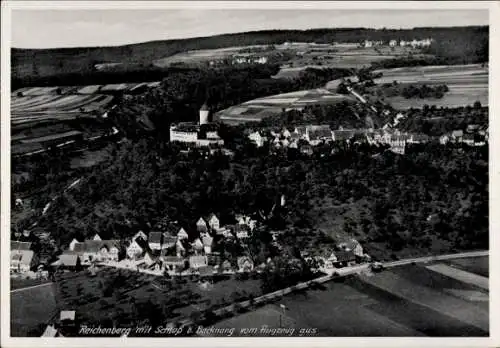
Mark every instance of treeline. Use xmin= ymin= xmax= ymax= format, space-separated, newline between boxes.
xmin=397 ymin=104 xmax=488 ymax=136
xmin=12 ymin=26 xmax=488 ymax=80
xmin=372 ymin=82 xmax=450 ymax=99
xmin=110 ymin=65 xmax=351 ymax=139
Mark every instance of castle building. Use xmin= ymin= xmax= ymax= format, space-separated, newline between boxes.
xmin=169 ymin=104 xmax=224 ymax=147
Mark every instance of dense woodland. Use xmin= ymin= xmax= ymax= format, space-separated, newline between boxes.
xmin=13 ymin=129 xmax=488 ymax=263
xmin=12 ymin=26 xmax=488 ymax=84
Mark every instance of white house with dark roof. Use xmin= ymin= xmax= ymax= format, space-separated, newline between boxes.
xmin=162 ymin=234 xmax=177 ymax=249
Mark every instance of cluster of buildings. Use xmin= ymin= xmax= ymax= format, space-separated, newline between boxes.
xmin=302 ymin=239 xmax=367 ymax=270
xmin=52 ymin=213 xmax=261 ymax=276
xmin=439 ymin=125 xmax=488 ymax=147
xmin=208 ymin=55 xmax=269 ymax=67
xmin=169 ymin=104 xmax=224 ymax=147
xmin=247 ymin=124 xmax=434 ymax=155
xmin=363 ymin=38 xmax=433 ymax=48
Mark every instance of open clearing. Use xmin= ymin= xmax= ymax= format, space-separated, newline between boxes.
xmin=210 ymin=257 xmax=488 ymax=337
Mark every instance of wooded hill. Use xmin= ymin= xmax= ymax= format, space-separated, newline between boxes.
xmin=12 ymin=26 xmax=488 ymax=85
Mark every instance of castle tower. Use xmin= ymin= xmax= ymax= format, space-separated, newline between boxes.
xmin=199 ymin=103 xmax=209 ymax=125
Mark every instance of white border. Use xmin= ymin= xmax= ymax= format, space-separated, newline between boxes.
xmin=1 ymin=1 xmax=499 ymax=348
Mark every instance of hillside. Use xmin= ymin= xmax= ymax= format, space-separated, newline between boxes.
xmin=12 ymin=26 xmax=488 ymax=85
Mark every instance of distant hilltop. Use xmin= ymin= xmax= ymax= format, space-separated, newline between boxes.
xmin=11 ymin=26 xmax=488 ymax=81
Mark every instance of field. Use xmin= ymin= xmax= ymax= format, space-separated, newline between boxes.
xmin=215 ymin=89 xmax=356 ymax=125
xmin=206 ymin=257 xmax=489 ymax=337
xmin=11 ymin=283 xmax=58 ymax=337
xmin=371 ymin=64 xmax=488 ymax=109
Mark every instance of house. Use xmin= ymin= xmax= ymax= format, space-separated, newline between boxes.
xmin=304 ymin=125 xmax=332 ymax=146
xmin=196 ymin=217 xmax=208 ymax=233
xmin=314 ymin=251 xmax=338 ymax=269
xmin=234 ymin=224 xmax=251 ymax=239
xmin=132 ymin=231 xmax=148 ymax=241
xmin=54 ymin=253 xmax=80 ymax=271
xmin=466 ymin=124 xmax=480 ymax=133
xmin=127 ymin=237 xmax=148 ymax=259
xmin=177 ymin=228 xmax=189 ymax=240
xmin=220 ymin=259 xmax=234 ymax=272
xmin=189 ymin=255 xmax=208 ymax=269
xmin=75 ymin=239 xmax=121 ymax=264
xmin=161 ymin=234 xmax=177 ymax=249
xmin=192 ymin=238 xmax=204 ymax=254
xmin=300 ymin=144 xmax=314 ymax=156
xmin=97 ymin=243 xmax=120 ymax=262
xmin=439 ymin=134 xmax=450 ymax=145
xmin=11 ymin=249 xmax=36 ymax=273
xmin=399 ymin=40 xmax=407 ymax=47
xmin=389 ymin=39 xmax=397 ymax=47
xmin=462 ymin=133 xmax=475 ymax=146
xmin=41 ymin=325 xmax=62 ymax=337
xmin=202 ymin=235 xmax=213 ymax=254
xmin=451 ymin=130 xmax=464 ymax=142
xmin=333 ymin=251 xmax=356 ymax=267
xmin=332 ymin=129 xmax=355 ymax=142
xmin=364 ymin=40 xmax=373 ymax=48
xmin=60 ymin=310 xmax=75 ymax=322
xmin=92 ymin=234 xmax=102 ymax=241
xmin=206 ymin=213 xmax=220 ymax=230
xmin=162 ymin=256 xmax=185 ymax=272
xmin=248 ymin=131 xmax=267 ymax=148
xmin=338 ymin=239 xmax=364 ymax=257
xmin=148 ymin=232 xmax=163 ymax=250
xmin=237 ymin=256 xmax=254 ymax=272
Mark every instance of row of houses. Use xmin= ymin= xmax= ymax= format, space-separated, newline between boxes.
xmin=363 ymin=38 xmax=433 ymax=48
xmin=52 ymin=213 xmax=259 ymax=275
xmin=303 ymin=239 xmax=367 ymax=269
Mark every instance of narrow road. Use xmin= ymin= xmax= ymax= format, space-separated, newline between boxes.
xmin=10 ymin=281 xmax=53 ymax=293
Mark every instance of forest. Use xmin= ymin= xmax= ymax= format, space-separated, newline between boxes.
xmin=12 ymin=26 xmax=488 ymax=83
xmin=14 ymin=129 xmax=488 ymax=263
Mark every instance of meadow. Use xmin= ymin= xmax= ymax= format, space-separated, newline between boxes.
xmin=371 ymin=64 xmax=488 ymax=109
xmin=215 ymin=88 xmax=356 ymax=125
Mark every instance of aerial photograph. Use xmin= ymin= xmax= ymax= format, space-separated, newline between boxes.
xmin=5 ymin=2 xmax=490 ymax=342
